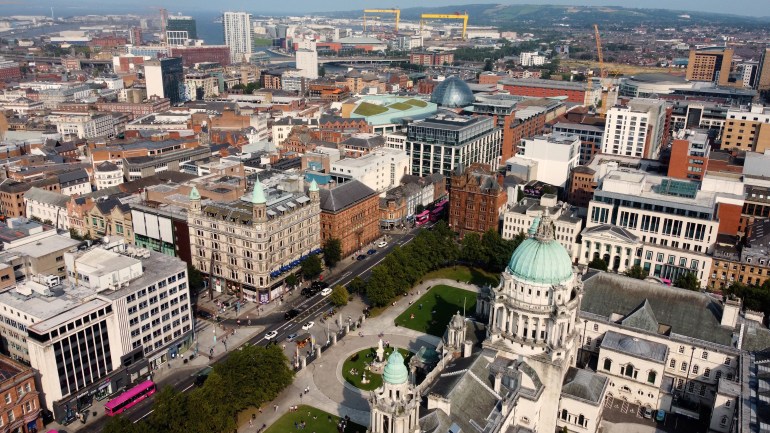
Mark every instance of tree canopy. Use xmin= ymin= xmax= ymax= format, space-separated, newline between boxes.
xmin=624 ymin=265 xmax=647 ymax=280
xmin=587 ymin=258 xmax=608 ymax=271
xmin=322 ymin=238 xmax=342 ymax=268
xmin=673 ymin=272 xmax=701 ymax=291
xmin=301 ymin=255 xmax=323 ymax=280
xmin=329 ymin=285 xmax=349 ymax=307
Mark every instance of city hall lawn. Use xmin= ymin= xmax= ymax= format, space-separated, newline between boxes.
xmin=342 ymin=347 xmax=412 ymax=391
xmin=394 ymin=285 xmax=477 ymax=336
xmin=422 ymin=265 xmax=500 ymax=287
xmin=262 ymin=405 xmax=365 ymax=433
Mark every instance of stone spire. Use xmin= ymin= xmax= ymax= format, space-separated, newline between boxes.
xmin=535 ymin=214 xmax=554 ymax=242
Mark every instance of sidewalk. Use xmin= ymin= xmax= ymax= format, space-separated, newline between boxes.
xmin=234 ymin=277 xmax=479 ymax=433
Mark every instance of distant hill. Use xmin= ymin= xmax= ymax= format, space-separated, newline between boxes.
xmin=329 ymin=4 xmax=770 ymax=30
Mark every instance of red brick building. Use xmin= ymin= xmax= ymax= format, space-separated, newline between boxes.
xmin=410 ymin=52 xmax=454 ymax=67
xmin=449 ymin=164 xmax=507 ymax=239
xmin=261 ymin=71 xmax=282 ymax=90
xmin=169 ymin=45 xmax=231 ymax=67
xmin=0 ymin=60 xmax=22 ymax=83
xmin=88 ymin=36 xmax=127 ymax=49
xmin=567 ymin=166 xmax=597 ymax=208
xmin=318 ymin=180 xmax=381 ymax=257
xmin=308 ymin=84 xmax=350 ymax=102
xmin=0 ymin=355 xmax=43 ymax=433
xmin=501 ymin=79 xmax=596 ymax=105
xmin=478 ymin=72 xmax=505 ymax=85
xmin=501 ymin=107 xmax=547 ymax=162
xmin=668 ymin=131 xmax=710 ymax=181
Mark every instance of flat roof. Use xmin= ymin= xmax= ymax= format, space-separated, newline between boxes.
xmin=27 ymin=298 xmax=111 ymax=334
xmin=6 ymin=235 xmax=80 ymax=258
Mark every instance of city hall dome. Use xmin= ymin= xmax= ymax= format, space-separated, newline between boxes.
xmin=507 ymin=217 xmax=574 ymax=285
xmin=430 ymin=76 xmax=475 ymax=108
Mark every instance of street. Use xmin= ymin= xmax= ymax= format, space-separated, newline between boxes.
xmin=70 ymin=228 xmax=419 ymax=433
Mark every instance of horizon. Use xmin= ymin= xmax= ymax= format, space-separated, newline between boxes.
xmin=1 ymin=1 xmax=768 ymax=19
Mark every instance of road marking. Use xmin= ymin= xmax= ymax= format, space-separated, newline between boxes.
xmin=134 ymin=409 xmax=154 ymax=423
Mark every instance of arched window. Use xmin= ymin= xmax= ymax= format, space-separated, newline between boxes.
xmin=578 ymin=414 xmax=585 ymax=426
xmin=561 ymin=409 xmax=568 ymax=420
xmin=647 ymin=371 xmax=657 ymax=384
xmin=624 ymin=364 xmax=635 ymax=378
xmin=603 ymin=358 xmax=612 ymax=371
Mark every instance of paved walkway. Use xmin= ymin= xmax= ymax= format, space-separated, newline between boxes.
xmin=235 ymin=278 xmax=479 ymax=432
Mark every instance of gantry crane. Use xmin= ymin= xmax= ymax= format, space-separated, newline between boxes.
xmin=363 ymin=8 xmax=400 ymax=32
xmin=420 ymin=12 xmax=469 ymax=40
xmin=360 ymin=15 xmax=380 ymax=33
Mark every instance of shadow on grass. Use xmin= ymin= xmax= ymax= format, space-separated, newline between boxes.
xmin=395 ymin=285 xmax=477 ymax=336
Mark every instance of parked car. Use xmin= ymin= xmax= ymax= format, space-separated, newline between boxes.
xmin=311 ymin=281 xmax=329 ymax=290
xmin=655 ymin=410 xmax=666 ymax=422
xmin=643 ymin=407 xmax=653 ymax=419
xmin=356 ymin=254 xmax=367 ymax=261
xmin=302 ymin=321 xmax=314 ymax=330
xmin=367 ymin=249 xmax=376 ymax=255
xmin=195 ymin=309 xmax=213 ymax=320
xmin=264 ymin=330 xmax=278 ymax=340
xmin=377 ymin=241 xmax=387 ymax=248
xmin=320 ymin=287 xmax=332 ymax=296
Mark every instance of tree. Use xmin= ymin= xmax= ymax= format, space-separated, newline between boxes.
xmin=674 ymin=272 xmax=701 ymax=291
xmin=587 ymin=258 xmax=608 ymax=271
xmin=322 ymin=238 xmax=342 ymax=268
xmin=103 ymin=415 xmax=139 ymax=433
xmin=301 ymin=255 xmax=323 ymax=280
xmin=624 ymin=265 xmax=647 ymax=280
xmin=329 ymin=285 xmax=349 ymax=306
xmin=483 ymin=58 xmax=494 ymax=71
xmin=460 ymin=233 xmax=486 ymax=265
xmin=366 ymin=266 xmax=396 ymax=307
xmin=318 ymin=65 xmax=326 ymax=77
xmin=285 ymin=273 xmax=299 ymax=289
xmin=347 ymin=276 xmax=366 ymax=295
xmin=147 ymin=386 xmax=189 ymax=433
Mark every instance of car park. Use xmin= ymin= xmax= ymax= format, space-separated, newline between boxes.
xmin=264 ymin=330 xmax=278 ymax=340
xmin=320 ymin=287 xmax=332 ymax=296
xmin=302 ymin=321 xmax=314 ymax=330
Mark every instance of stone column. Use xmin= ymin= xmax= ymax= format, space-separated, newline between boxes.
xmin=517 ymin=314 xmax=523 ymax=338
xmin=301 ymin=356 xmax=307 ymax=369
xmin=331 ymin=333 xmax=337 ymax=345
xmin=618 ymin=246 xmax=629 ymax=272
xmin=316 ymin=345 xmax=322 ymax=359
xmin=361 ymin=314 xmax=366 ymax=324
xmin=346 ymin=323 xmax=350 ymax=333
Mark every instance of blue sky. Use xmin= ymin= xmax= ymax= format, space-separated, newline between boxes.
xmin=8 ymin=0 xmax=768 ymax=17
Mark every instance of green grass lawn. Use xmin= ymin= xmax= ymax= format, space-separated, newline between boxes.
xmin=405 ymin=98 xmax=428 ymax=107
xmin=342 ymin=347 xmax=411 ymax=391
xmin=394 ymin=285 xmax=477 ymax=336
xmin=423 ymin=266 xmax=500 ymax=287
xmin=353 ymin=102 xmax=388 ymax=116
xmin=262 ymin=405 xmax=365 ymax=433
xmin=387 ymin=102 xmax=412 ymax=111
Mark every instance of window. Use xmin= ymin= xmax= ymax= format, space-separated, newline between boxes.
xmin=603 ymin=358 xmax=612 ymax=371
xmin=678 ymin=346 xmax=685 ymax=354
xmin=3 ymin=394 xmax=8 ymax=404
xmin=724 ymin=357 xmax=731 ymax=365
xmin=692 ymin=365 xmax=699 ymax=375
xmin=704 ymin=368 xmax=711 ymax=378
xmin=669 ymin=359 xmax=676 ymax=368
xmin=702 ymin=351 xmax=708 ymax=360
xmin=593 ymin=323 xmax=599 ymax=331
xmin=647 ymin=371 xmax=656 ymax=384
xmin=681 ymin=362 xmax=688 ymax=372
xmin=6 ymin=411 xmax=13 ymax=422
xmin=624 ymin=364 xmax=635 ymax=378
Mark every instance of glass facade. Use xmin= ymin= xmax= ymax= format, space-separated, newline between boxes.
xmin=430 ymin=76 xmax=475 ymax=108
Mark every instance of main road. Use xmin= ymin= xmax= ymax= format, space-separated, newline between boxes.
xmin=76 ymin=228 xmax=420 ymax=433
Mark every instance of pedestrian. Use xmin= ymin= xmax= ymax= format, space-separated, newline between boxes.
xmin=237 ymin=319 xmax=241 ymax=327
xmin=300 ymin=393 xmax=303 ymax=400
xmin=259 ymin=407 xmax=263 ymax=414
xmin=249 ymin=418 xmax=253 ymax=428
xmin=274 ymin=404 xmax=278 ymax=412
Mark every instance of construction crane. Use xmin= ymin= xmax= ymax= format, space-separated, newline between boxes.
xmin=593 ymin=23 xmax=610 ymax=115
xmin=363 ymin=8 xmax=400 ymax=32
xmin=420 ymin=12 xmax=469 ymax=40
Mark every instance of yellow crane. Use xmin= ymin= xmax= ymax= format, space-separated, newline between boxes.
xmin=593 ymin=23 xmax=610 ymax=115
xmin=361 ymin=15 xmax=380 ymax=33
xmin=420 ymin=12 xmax=469 ymax=40
xmin=364 ymin=8 xmax=400 ymax=32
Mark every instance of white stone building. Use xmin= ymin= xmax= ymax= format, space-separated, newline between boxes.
xmin=94 ymin=161 xmax=124 ymax=190
xmin=53 ymin=113 xmax=117 ymax=140
xmin=223 ymin=12 xmax=253 ymax=63
xmin=507 ymin=132 xmax=580 ymax=188
xmin=331 ymin=148 xmax=410 ymax=193
xmin=501 ymin=193 xmax=582 ymax=259
xmin=295 ymin=49 xmax=318 ymax=80
xmin=24 ymin=187 xmax=70 ymax=231
xmin=519 ymin=51 xmax=546 ymax=66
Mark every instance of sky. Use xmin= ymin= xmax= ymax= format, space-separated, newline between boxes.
xmin=6 ymin=0 xmax=768 ymax=17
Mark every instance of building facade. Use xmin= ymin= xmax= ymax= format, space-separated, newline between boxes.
xmin=223 ymin=12 xmax=253 ymax=63
xmin=501 ymin=194 xmax=582 ymax=259
xmin=601 ymin=98 xmax=668 ymax=159
xmin=318 ymin=180 xmax=380 ymax=258
xmin=686 ymin=47 xmax=733 ymax=86
xmin=144 ymin=57 xmax=184 ymax=104
xmin=449 ymin=164 xmax=507 ymax=239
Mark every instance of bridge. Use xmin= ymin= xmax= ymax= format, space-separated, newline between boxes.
xmin=268 ymin=56 xmax=409 ymax=65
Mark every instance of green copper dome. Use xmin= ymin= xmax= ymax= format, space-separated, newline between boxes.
xmin=507 ymin=217 xmax=573 ymax=285
xmin=251 ymin=179 xmax=266 ymax=205
xmin=309 ymin=179 xmax=319 ymax=192
xmin=189 ymin=186 xmax=201 ymax=201
xmin=383 ymin=351 xmax=408 ymax=385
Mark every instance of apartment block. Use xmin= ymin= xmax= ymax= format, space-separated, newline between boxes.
xmin=686 ymin=47 xmax=733 ymax=86
xmin=721 ymin=104 xmax=770 ymax=152
xmin=601 ymin=98 xmax=668 ymax=159
xmin=330 ymin=148 xmax=409 ymax=193
xmin=667 ymin=130 xmax=710 ymax=181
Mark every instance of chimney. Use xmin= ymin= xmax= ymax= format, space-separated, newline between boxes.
xmin=721 ymin=297 xmax=741 ymax=328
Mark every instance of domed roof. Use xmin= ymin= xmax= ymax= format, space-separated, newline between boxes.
xmin=507 ymin=217 xmax=573 ymax=285
xmin=250 ymin=178 xmax=266 ymax=205
xmin=430 ymin=76 xmax=474 ymax=108
xmin=383 ymin=351 xmax=408 ymax=385
xmin=189 ymin=186 xmax=201 ymax=201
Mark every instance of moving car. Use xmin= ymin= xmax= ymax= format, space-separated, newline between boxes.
xmin=285 ymin=308 xmax=302 ymax=320
xmin=377 ymin=241 xmax=387 ymax=248
xmin=264 ymin=330 xmax=278 ymax=340
xmin=320 ymin=287 xmax=333 ymax=296
xmin=302 ymin=321 xmax=314 ymax=330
